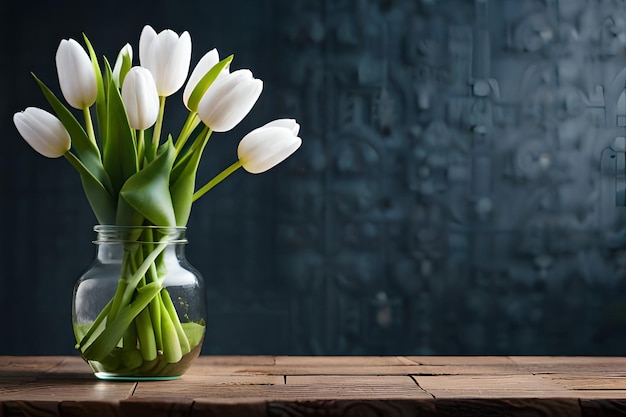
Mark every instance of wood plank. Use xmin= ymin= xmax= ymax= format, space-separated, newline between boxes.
xmin=1 ymin=400 xmax=60 ymax=417
xmin=191 ymin=399 xmax=267 ymax=417
xmin=0 ymin=357 xmax=66 ymax=377
xmin=120 ymin=397 xmax=193 ymax=417
xmin=274 ymin=356 xmax=405 ymax=366
xmin=60 ymin=400 xmax=120 ymax=417
xmin=415 ymin=374 xmax=573 ymax=399
xmin=509 ymin=357 xmax=626 ymax=375
xmin=433 ymin=398 xmax=581 ymax=417
xmin=132 ymin=374 xmax=284 ymax=401
xmin=580 ymin=399 xmax=626 ymax=416
xmin=0 ymin=378 xmax=135 ymax=401
xmin=47 ymin=356 xmax=94 ymax=378
xmin=196 ymin=356 xmax=276 ymax=366
xmin=0 ymin=377 xmax=38 ymax=399
xmin=187 ymin=360 xmax=423 ymax=377
xmin=280 ymin=375 xmax=431 ymax=400
xmin=405 ymin=356 xmax=516 ymax=366
xmin=404 ymin=364 xmax=528 ymax=376
xmin=549 ymin=375 xmax=626 ymax=390
xmin=267 ymin=399 xmax=437 ymax=417
xmin=136 ymin=375 xmax=430 ymax=402
xmin=7 ymin=356 xmax=626 ymax=416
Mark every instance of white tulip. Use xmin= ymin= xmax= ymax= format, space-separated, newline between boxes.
xmin=197 ymin=69 xmax=263 ymax=132
xmin=139 ymin=25 xmax=191 ymax=97
xmin=183 ymin=48 xmax=229 ymax=110
xmin=237 ymin=119 xmax=302 ymax=174
xmin=121 ymin=67 xmax=160 ymax=130
xmin=13 ymin=107 xmax=71 ymax=158
xmin=55 ymin=39 xmax=97 ymax=109
xmin=112 ymin=43 xmax=133 ymax=87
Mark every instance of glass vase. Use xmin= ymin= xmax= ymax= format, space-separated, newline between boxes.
xmin=72 ymin=225 xmax=206 ymax=380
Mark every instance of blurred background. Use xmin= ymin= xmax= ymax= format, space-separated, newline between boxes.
xmin=2 ymin=0 xmax=626 ymax=356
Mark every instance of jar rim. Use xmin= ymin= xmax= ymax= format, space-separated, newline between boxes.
xmin=94 ymin=225 xmax=187 ymax=232
xmin=93 ymin=225 xmax=188 ymax=244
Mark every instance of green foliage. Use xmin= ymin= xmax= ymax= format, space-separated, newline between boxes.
xmin=83 ymin=34 xmax=107 ymax=143
xmin=102 ymin=59 xmax=138 ymax=199
xmin=186 ymin=54 xmax=233 ymax=112
xmin=120 ymin=140 xmax=177 ymax=227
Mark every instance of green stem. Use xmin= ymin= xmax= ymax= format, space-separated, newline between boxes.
xmin=151 ymin=96 xmax=167 ymax=160
xmin=108 ymin=246 xmax=138 ymax=321
xmin=160 ymin=288 xmax=190 ymax=354
xmin=192 ymin=160 xmax=242 ymax=202
xmin=118 ymin=240 xmax=168 ymax=313
xmin=83 ymin=106 xmax=97 ymax=146
xmin=174 ymin=112 xmax=201 ymax=153
xmin=135 ymin=307 xmax=157 ymax=361
xmin=75 ymin=299 xmax=112 ymax=350
xmin=137 ymin=130 xmax=145 ymax=168
xmin=172 ymin=126 xmax=211 ymax=173
xmin=82 ymin=281 xmax=163 ymax=361
xmin=160 ymin=303 xmax=183 ymax=364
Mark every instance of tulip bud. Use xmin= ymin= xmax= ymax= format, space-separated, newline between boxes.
xmin=139 ymin=25 xmax=192 ymax=97
xmin=183 ymin=48 xmax=229 ymax=110
xmin=55 ymin=39 xmax=97 ymax=109
xmin=197 ymin=69 xmax=263 ymax=132
xmin=237 ymin=119 xmax=302 ymax=174
xmin=112 ymin=43 xmax=133 ymax=87
xmin=13 ymin=107 xmax=71 ymax=158
xmin=121 ymin=67 xmax=160 ymax=130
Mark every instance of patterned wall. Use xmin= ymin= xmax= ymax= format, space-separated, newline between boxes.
xmin=4 ymin=0 xmax=626 ymax=356
xmin=259 ymin=0 xmax=626 ymax=355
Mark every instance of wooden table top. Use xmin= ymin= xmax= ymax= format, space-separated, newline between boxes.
xmin=2 ymin=355 xmax=626 ymax=416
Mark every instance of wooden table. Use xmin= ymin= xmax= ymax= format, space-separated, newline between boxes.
xmin=3 ymin=356 xmax=626 ymax=416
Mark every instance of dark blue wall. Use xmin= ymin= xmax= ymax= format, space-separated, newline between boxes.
xmin=2 ymin=0 xmax=626 ymax=356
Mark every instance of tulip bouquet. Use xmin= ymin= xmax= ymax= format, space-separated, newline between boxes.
xmin=13 ymin=25 xmax=301 ymax=376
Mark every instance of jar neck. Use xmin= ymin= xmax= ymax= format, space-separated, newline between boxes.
xmin=93 ymin=226 xmax=188 ymax=262
xmin=94 ymin=225 xmax=188 ymax=244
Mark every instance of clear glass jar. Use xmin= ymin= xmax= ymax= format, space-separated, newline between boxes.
xmin=72 ymin=226 xmax=205 ymax=380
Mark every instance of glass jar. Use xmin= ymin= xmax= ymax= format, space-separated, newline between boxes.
xmin=72 ymin=226 xmax=205 ymax=380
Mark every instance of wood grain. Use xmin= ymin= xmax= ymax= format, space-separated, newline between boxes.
xmin=3 ymin=356 xmax=626 ymax=416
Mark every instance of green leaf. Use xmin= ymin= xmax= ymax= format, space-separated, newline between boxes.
xmin=33 ymin=74 xmax=113 ymax=195
xmin=186 ymin=54 xmax=233 ymax=112
xmin=64 ymin=152 xmax=116 ymax=224
xmin=119 ymin=51 xmax=132 ymax=87
xmin=115 ymin=196 xmax=144 ymax=227
xmin=120 ymin=140 xmax=177 ymax=227
xmin=102 ymin=59 xmax=138 ymax=197
xmin=170 ymin=129 xmax=210 ymax=226
xmin=82 ymin=34 xmax=107 ymax=143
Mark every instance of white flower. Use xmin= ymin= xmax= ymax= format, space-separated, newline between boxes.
xmin=183 ymin=48 xmax=229 ymax=110
xmin=197 ymin=69 xmax=263 ymax=132
xmin=139 ymin=25 xmax=191 ymax=97
xmin=121 ymin=67 xmax=160 ymax=130
xmin=13 ymin=107 xmax=71 ymax=158
xmin=237 ymin=119 xmax=302 ymax=174
xmin=55 ymin=39 xmax=97 ymax=109
xmin=112 ymin=43 xmax=133 ymax=87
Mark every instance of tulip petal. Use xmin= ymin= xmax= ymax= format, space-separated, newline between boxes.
xmin=139 ymin=25 xmax=157 ymax=69
xmin=238 ymin=126 xmax=302 ymax=174
xmin=197 ymin=69 xmax=263 ymax=132
xmin=185 ymin=54 xmax=233 ymax=112
xmin=122 ymin=67 xmax=159 ymax=130
xmin=13 ymin=107 xmax=70 ymax=158
xmin=262 ymin=119 xmax=300 ymax=136
xmin=56 ymin=39 xmax=97 ymax=109
xmin=141 ymin=27 xmax=191 ymax=96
